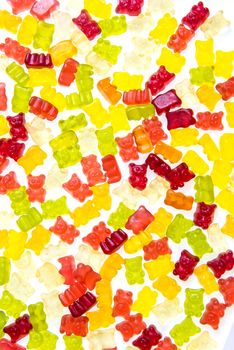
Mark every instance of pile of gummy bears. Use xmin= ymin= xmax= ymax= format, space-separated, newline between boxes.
xmin=0 ymin=0 xmax=234 ymax=349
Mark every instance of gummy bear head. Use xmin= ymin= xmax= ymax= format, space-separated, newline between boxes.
xmin=116 ymin=133 xmax=134 ymax=148
xmin=28 ymin=174 xmax=45 ymax=189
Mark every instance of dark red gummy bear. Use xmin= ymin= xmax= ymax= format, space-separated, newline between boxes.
xmin=112 ymin=289 xmax=133 ymax=318
xmin=218 ymin=277 xmax=234 ymax=306
xmin=146 ymin=66 xmax=175 ymax=96
xmin=133 ymin=325 xmax=162 ymax=350
xmin=182 ymin=1 xmax=210 ymax=31
xmin=145 ymin=153 xmax=171 ymax=179
xmin=200 ymin=298 xmax=226 ymax=330
xmin=216 ymin=77 xmax=234 ymax=101
xmin=142 ymin=117 xmax=168 ymax=145
xmin=173 ymin=249 xmax=199 ymax=281
xmin=102 ymin=155 xmax=122 ymax=184
xmin=59 ymin=281 xmax=87 ymax=307
xmin=207 ymin=250 xmax=234 ymax=279
xmin=25 ymin=53 xmax=53 ymax=68
xmin=166 ymin=162 xmax=195 ymax=190
xmin=116 ymin=313 xmax=146 ymax=341
xmin=143 ymin=237 xmax=172 ymax=261
xmin=100 ymin=229 xmax=128 ymax=254
xmin=151 ymin=89 xmax=182 ymax=115
xmin=165 ymin=108 xmax=196 ymax=130
xmin=72 ymin=10 xmax=101 ymax=40
xmin=68 ymin=292 xmax=97 ymax=318
xmin=73 ymin=263 xmax=101 ymax=290
xmin=82 ymin=221 xmax=111 ymax=250
xmin=58 ymin=255 xmax=76 ymax=285
xmin=3 ymin=314 xmax=32 ymax=343
xmin=0 ymin=138 xmax=25 ymax=161
xmin=50 ymin=216 xmax=80 ymax=244
xmin=193 ymin=202 xmax=217 ymax=229
xmin=60 ymin=314 xmax=89 ymax=337
xmin=129 ymin=163 xmax=148 ymax=191
xmin=115 ymin=0 xmax=144 ymax=16
xmin=7 ymin=113 xmax=28 ymax=142
xmin=125 ymin=205 xmax=154 ymax=234
xmin=0 ymin=339 xmax=26 ymax=350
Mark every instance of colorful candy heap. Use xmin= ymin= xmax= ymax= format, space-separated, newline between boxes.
xmin=0 ymin=0 xmax=234 ymax=349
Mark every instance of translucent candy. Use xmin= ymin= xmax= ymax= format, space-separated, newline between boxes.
xmin=44 ymin=165 xmax=68 ymax=191
xmin=207 ymin=223 xmax=228 ymax=253
xmin=5 ymin=272 xmax=34 ymax=303
xmin=52 ymin=11 xmax=75 ymax=41
xmin=186 ymin=331 xmax=217 ymax=350
xmin=78 ymin=127 xmax=99 ymax=156
xmin=25 ymin=117 xmax=53 ymax=146
xmin=175 ymin=79 xmax=199 ymax=107
xmin=36 ymin=262 xmax=65 ymax=290
xmin=152 ymin=298 xmax=182 ymax=326
xmin=76 ymin=244 xmax=106 ymax=272
xmin=41 ymin=290 xmax=64 ymax=319
xmin=87 ymin=328 xmax=116 ymax=350
xmin=201 ymin=11 xmax=230 ymax=38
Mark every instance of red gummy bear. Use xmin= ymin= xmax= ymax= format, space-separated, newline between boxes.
xmin=81 ymin=155 xmax=106 ymax=186
xmin=154 ymin=337 xmax=177 ymax=350
xmin=216 ymin=77 xmax=234 ymax=101
xmin=7 ymin=113 xmax=28 ymax=142
xmin=59 ymin=58 xmax=79 ymax=86
xmin=0 ymin=138 xmax=25 ymax=161
xmin=167 ymin=24 xmax=195 ymax=53
xmin=0 ymin=339 xmax=26 ymax=350
xmin=72 ymin=10 xmax=101 ymax=40
xmin=146 ymin=153 xmax=171 ymax=179
xmin=129 ymin=163 xmax=148 ymax=191
xmin=112 ymin=289 xmax=133 ymax=318
xmin=3 ymin=314 xmax=32 ymax=343
xmin=0 ymin=38 xmax=30 ymax=65
xmin=146 ymin=66 xmax=175 ymax=96
xmin=29 ymin=96 xmax=58 ymax=121
xmin=82 ymin=221 xmax=111 ymax=250
xmin=207 ymin=250 xmax=234 ymax=279
xmin=26 ymin=174 xmax=46 ymax=203
xmin=30 ymin=0 xmax=59 ymax=20
xmin=143 ymin=237 xmax=172 ymax=261
xmin=100 ymin=229 xmax=128 ymax=254
xmin=116 ymin=0 xmax=144 ymax=16
xmin=73 ymin=263 xmax=101 ymax=290
xmin=173 ymin=249 xmax=199 ymax=281
xmin=182 ymin=1 xmax=210 ymax=31
xmin=58 ymin=255 xmax=76 ymax=285
xmin=25 ymin=53 xmax=54 ymax=68
xmin=116 ymin=133 xmax=139 ymax=162
xmin=60 ymin=314 xmax=88 ymax=337
xmin=50 ymin=216 xmax=80 ymax=244
xmin=193 ymin=202 xmax=217 ymax=229
xmin=116 ymin=313 xmax=146 ymax=341
xmin=195 ymin=111 xmax=224 ymax=130
xmin=69 ymin=292 xmax=97 ymax=317
xmin=167 ymin=162 xmax=195 ymax=190
xmin=152 ymin=89 xmax=182 ymax=115
xmin=218 ymin=277 xmax=234 ymax=306
xmin=123 ymin=88 xmax=151 ymax=105
xmin=0 ymin=171 xmax=20 ymax=194
xmin=133 ymin=325 xmax=162 ymax=350
xmin=200 ymin=298 xmax=226 ymax=330
xmin=6 ymin=0 xmax=35 ymax=14
xmin=142 ymin=116 xmax=168 ymax=145
xmin=0 ymin=83 xmax=7 ymax=111
xmin=63 ymin=174 xmax=93 ymax=202
xmin=0 ymin=156 xmax=9 ymax=174
xmin=125 ymin=205 xmax=154 ymax=234
xmin=59 ymin=281 xmax=87 ymax=307
xmin=102 ymin=155 xmax=122 ymax=184
xmin=165 ymin=108 xmax=196 ymax=130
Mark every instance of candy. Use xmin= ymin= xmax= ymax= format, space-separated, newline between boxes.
xmin=6 ymin=62 xmax=29 ymax=86
xmin=41 ymin=196 xmax=70 ymax=219
xmin=214 ymin=50 xmax=234 ymax=78
xmin=109 ymin=104 xmax=130 ymax=132
xmin=218 ymin=277 xmax=234 ymax=306
xmin=28 ymin=68 xmax=57 ymax=87
xmin=115 ymin=0 xmax=144 ymax=16
xmin=201 ymin=10 xmax=229 ymax=37
xmin=173 ymin=250 xmax=199 ymax=281
xmin=69 ymin=292 xmax=97 ymax=318
xmin=116 ymin=313 xmax=146 ymax=342
xmin=184 ymin=288 xmax=204 ymax=317
xmin=27 ymin=330 xmax=58 ymax=349
xmin=215 ymin=189 xmax=234 ymax=215
xmin=0 ymin=10 xmax=22 ymax=33
xmin=12 ymin=85 xmax=33 ymax=113
xmin=7 ymin=0 xmax=35 ymax=15
xmin=225 ymin=102 xmax=234 ymax=127
xmin=73 ymin=263 xmax=101 ymax=290
xmin=144 ymin=255 xmax=174 ymax=280
xmin=33 ymin=21 xmax=54 ymax=50
xmin=36 ymin=262 xmax=64 ymax=290
xmin=87 ymin=328 xmax=115 ymax=350
xmin=166 ymin=214 xmax=193 ymax=243
xmin=0 ymin=339 xmax=26 ymax=350
xmin=150 ymin=14 xmax=177 ymax=44
xmin=211 ymin=160 xmax=232 ymax=189
xmin=0 ymin=38 xmax=30 ymax=64
xmin=63 ymin=335 xmax=84 ymax=349
xmin=170 ymin=317 xmax=200 ymax=346
xmin=3 ymin=314 xmax=32 ymax=343
xmin=164 ymin=189 xmax=194 ymax=210
xmin=82 ymin=221 xmax=111 ymax=250
xmin=196 ymin=84 xmax=221 ymax=110
xmin=0 ymin=291 xmax=26 ymax=318
xmin=194 ymin=264 xmax=218 ymax=294
xmin=124 ymin=230 xmax=152 ymax=254
xmin=98 ymin=78 xmax=122 ymax=105
xmin=207 ymin=223 xmax=228 ymax=253
xmin=153 ymin=276 xmax=181 ymax=300
xmin=183 ymin=150 xmax=209 ymax=175
xmin=157 ymin=47 xmax=186 ymax=74
xmin=100 ymin=229 xmax=128 ymax=254
xmin=125 ymin=256 xmax=145 ymax=285
xmin=216 ymin=76 xmax=234 ymax=100
xmin=112 ymin=289 xmax=132 ymax=319
xmin=59 ymin=113 xmax=87 ymax=132
xmin=186 ymin=332 xmax=217 ymax=350
xmin=59 ymin=58 xmax=79 ymax=86
xmin=93 ymin=38 xmax=121 ymax=65
xmin=60 ymin=315 xmax=88 ymax=337
xmin=59 ymin=282 xmax=86 ymax=307
xmin=155 ymin=141 xmax=182 ymax=163
xmin=99 ymin=15 xmax=126 ymax=38
xmin=200 ymin=298 xmax=226 ymax=330
xmin=16 ymin=207 xmax=42 ymax=232
xmin=152 ymin=89 xmax=181 ymax=115
xmin=17 ymin=15 xmax=38 ymax=45
xmin=17 ymin=145 xmax=47 ymax=175
xmin=0 ymin=115 xmax=9 ymax=136
xmin=131 ymin=286 xmax=158 ymax=317
xmin=221 ymin=214 xmax=234 ymax=239
xmin=30 ymin=0 xmax=59 ymax=20
xmin=92 ymin=182 xmax=112 ymax=211
xmin=102 ymin=155 xmax=121 ymax=184
xmin=165 ymin=108 xmax=195 ymax=130
xmin=72 ymin=10 xmax=101 ymax=40
xmin=193 ymin=202 xmax=216 ymax=229
xmin=207 ymin=250 xmax=234 ymax=278
xmin=25 ymin=53 xmax=53 ymax=68
xmin=7 ymin=113 xmax=28 ymax=142
xmin=63 ymin=174 xmax=92 ymax=202
xmin=186 ymin=228 xmax=212 ymax=258
xmin=128 ymin=163 xmax=147 ymax=191
xmin=28 ymin=302 xmax=47 ymax=332
xmin=196 ymin=111 xmax=223 ymax=130
xmin=195 ymin=39 xmax=214 ymax=66
xmin=152 ymin=298 xmax=182 ymax=326
xmin=190 ymin=66 xmax=215 ymax=85
xmin=125 ymin=206 xmax=154 ymax=234
xmin=132 ymin=325 xmax=162 ymax=350
xmin=112 ymin=72 xmax=143 ymax=91
xmin=146 ymin=66 xmax=175 ymax=96
xmin=143 ymin=237 xmax=171 ymax=261
xmin=168 ymin=24 xmax=195 ymax=53
xmin=96 ymin=126 xmax=117 ymax=156
xmin=143 ymin=116 xmax=167 ymax=145
xmin=25 ymin=117 xmax=53 ymax=146
xmin=156 ymin=337 xmax=177 ymax=350
xmin=0 ymin=257 xmax=10 ymax=286
xmin=198 ymin=134 xmax=220 ymax=160
xmin=182 ymin=1 xmax=209 ymax=31
xmin=133 ymin=125 xmax=153 ymax=153
xmin=0 ymin=311 xmax=8 ymax=338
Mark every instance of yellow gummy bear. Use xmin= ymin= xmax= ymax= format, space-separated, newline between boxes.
xmin=0 ymin=10 xmax=22 ymax=33
xmin=221 ymin=215 xmax=234 ymax=239
xmin=17 ymin=15 xmax=38 ymax=45
xmin=170 ymin=128 xmax=199 ymax=147
xmin=195 ymin=39 xmax=214 ymax=66
xmin=194 ymin=264 xmax=218 ymax=294
xmin=157 ymin=47 xmax=186 ymax=74
xmin=84 ymin=0 xmax=112 ymax=19
xmin=0 ymin=115 xmax=9 ymax=136
xmin=4 ymin=230 xmax=27 ymax=260
xmin=196 ymin=84 xmax=221 ymax=110
xmin=216 ymin=189 xmax=234 ymax=215
xmin=96 ymin=279 xmax=112 ymax=308
xmin=112 ymin=72 xmax=143 ymax=91
xmin=220 ymin=133 xmax=234 ymax=161
xmin=49 ymin=40 xmax=77 ymax=66
xmin=153 ymin=275 xmax=181 ymax=299
xmin=109 ymin=104 xmax=130 ymax=133
xmin=17 ymin=146 xmax=47 ymax=175
xmin=100 ymin=253 xmax=124 ymax=280
xmin=26 ymin=225 xmax=51 ymax=255
xmin=145 ymin=208 xmax=173 ymax=238
xmin=183 ymin=150 xmax=209 ymax=175
xmin=40 ymin=87 xmax=66 ymax=112
xmin=87 ymin=308 xmax=115 ymax=330
xmin=211 ymin=160 xmax=233 ymax=189
xmin=150 ymin=13 xmax=177 ymax=44
xmin=71 ymin=200 xmax=100 ymax=227
xmin=131 ymin=286 xmax=158 ymax=317
xmin=91 ymin=183 xmax=112 ymax=211
xmin=82 ymin=98 xmax=110 ymax=128
xmin=214 ymin=50 xmax=234 ymax=78
xmin=0 ymin=230 xmax=8 ymax=248
xmin=28 ymin=69 xmax=57 ymax=87
xmin=225 ymin=102 xmax=234 ymax=127
xmin=144 ymin=255 xmax=174 ymax=280
xmin=124 ymin=231 xmax=152 ymax=254
xmin=198 ymin=134 xmax=221 ymax=161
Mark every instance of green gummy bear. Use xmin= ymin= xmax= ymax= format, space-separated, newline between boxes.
xmin=27 ymin=330 xmax=58 ymax=350
xmin=170 ymin=316 xmax=201 ymax=346
xmin=125 ymin=256 xmax=145 ymax=285
xmin=17 ymin=207 xmax=42 ymax=231
xmin=96 ymin=126 xmax=117 ymax=156
xmin=76 ymin=64 xmax=94 ymax=92
xmin=0 ymin=256 xmax=11 ymax=285
xmin=0 ymin=311 xmax=8 ymax=338
xmin=107 ymin=202 xmax=134 ymax=230
xmin=41 ymin=196 xmax=70 ymax=219
xmin=93 ymin=38 xmax=122 ymax=64
xmin=194 ymin=175 xmax=214 ymax=204
xmin=166 ymin=214 xmax=193 ymax=243
xmin=184 ymin=288 xmax=204 ymax=317
xmin=99 ymin=15 xmax=127 ymax=38
xmin=190 ymin=66 xmax=215 ymax=85
xmin=6 ymin=62 xmax=29 ymax=86
xmin=0 ymin=290 xmax=26 ymax=318
xmin=50 ymin=131 xmax=78 ymax=151
xmin=126 ymin=104 xmax=155 ymax=120
xmin=59 ymin=113 xmax=87 ymax=132
xmin=12 ymin=85 xmax=33 ymax=113
xmin=53 ymin=146 xmax=82 ymax=168
xmin=63 ymin=335 xmax=84 ymax=350
xmin=66 ymin=93 xmax=81 ymax=110
xmin=33 ymin=21 xmax=54 ymax=50
xmin=186 ymin=228 xmax=213 ymax=258
xmin=28 ymin=302 xmax=48 ymax=332
xmin=8 ymin=186 xmax=30 ymax=216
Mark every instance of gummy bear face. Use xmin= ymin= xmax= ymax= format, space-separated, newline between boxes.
xmin=28 ymin=174 xmax=45 ymax=189
xmin=8 ymin=187 xmax=26 ymax=202
xmin=116 ymin=134 xmax=134 ymax=148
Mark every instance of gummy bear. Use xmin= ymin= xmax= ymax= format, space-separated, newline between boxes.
xmin=173 ymin=250 xmax=199 ymax=281
xmin=200 ymin=298 xmax=226 ymax=329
